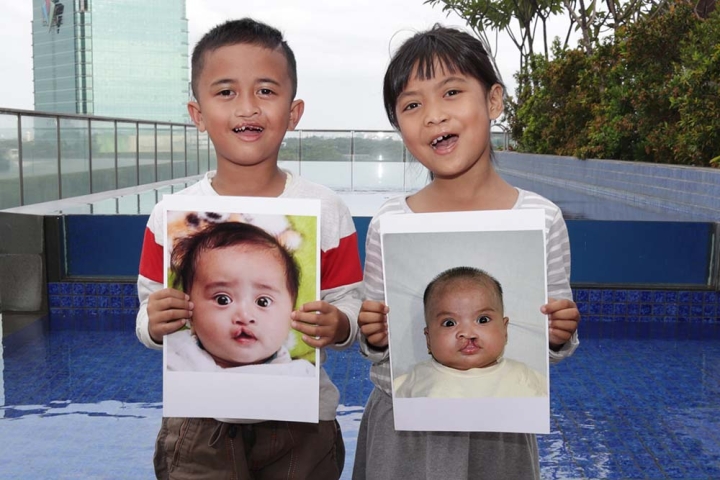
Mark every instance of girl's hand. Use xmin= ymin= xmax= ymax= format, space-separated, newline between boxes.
xmin=358 ymin=300 xmax=389 ymax=348
xmin=291 ymin=301 xmax=350 ymax=348
xmin=541 ymin=298 xmax=580 ymax=350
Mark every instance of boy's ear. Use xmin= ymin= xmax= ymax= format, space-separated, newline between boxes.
xmin=287 ymin=99 xmax=305 ymax=131
xmin=187 ymin=101 xmax=206 ymax=132
xmin=488 ymin=84 xmax=504 ymax=121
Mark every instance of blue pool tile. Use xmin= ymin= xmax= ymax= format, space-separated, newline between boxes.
xmin=123 ymin=296 xmax=137 ymax=308
xmin=703 ymin=304 xmax=717 ymax=316
xmin=640 ymin=304 xmax=652 ymax=316
xmin=601 ymin=304 xmax=613 ymax=315
xmin=122 ymin=308 xmax=138 ymax=316
xmin=72 ymin=283 xmax=85 ymax=295
xmin=589 ymin=290 xmax=602 ymax=302
xmin=640 ymin=291 xmax=653 ymax=303
xmin=59 ymin=283 xmax=72 ymax=295
xmin=653 ymin=291 xmax=665 ymax=303
xmin=575 ymin=289 xmax=588 ymax=302
xmin=98 ymin=297 xmax=110 ymax=308
xmin=691 ymin=305 xmax=703 ymax=316
xmin=589 ymin=303 xmax=601 ymax=315
xmin=652 ymin=304 xmax=665 ymax=315
xmin=85 ymin=296 xmax=97 ymax=308
xmin=665 ymin=304 xmax=678 ymax=316
xmin=48 ymin=283 xmax=60 ymax=295
xmin=628 ymin=290 xmax=641 ymax=302
xmin=628 ymin=304 xmax=640 ymax=315
xmin=109 ymin=283 xmax=122 ymax=295
xmin=614 ymin=303 xmax=628 ymax=315
xmin=96 ymin=283 xmax=109 ymax=295
xmin=704 ymin=291 xmax=718 ymax=304
xmin=49 ymin=296 xmax=61 ymax=307
xmin=614 ymin=290 xmax=628 ymax=302
xmin=691 ymin=292 xmax=704 ymax=304
xmin=123 ymin=284 xmax=136 ymax=296
xmin=84 ymin=283 xmax=98 ymax=295
xmin=665 ymin=291 xmax=678 ymax=303
xmin=60 ymin=296 xmax=72 ymax=307
xmin=679 ymin=304 xmax=690 ymax=316
xmin=602 ymin=290 xmax=614 ymax=303
xmin=72 ymin=296 xmax=84 ymax=308
xmin=678 ymin=291 xmax=691 ymax=303
xmin=110 ymin=297 xmax=122 ymax=308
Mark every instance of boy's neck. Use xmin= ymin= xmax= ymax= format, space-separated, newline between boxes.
xmin=211 ymin=162 xmax=288 ymax=197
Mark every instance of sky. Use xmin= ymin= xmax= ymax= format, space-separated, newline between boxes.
xmin=0 ymin=0 xmax=572 ymax=130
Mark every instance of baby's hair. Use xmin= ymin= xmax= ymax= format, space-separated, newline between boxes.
xmin=423 ymin=266 xmax=504 ymax=316
xmin=190 ymin=18 xmax=298 ymax=100
xmin=171 ymin=221 xmax=300 ymax=303
xmin=383 ymin=24 xmax=505 ymax=129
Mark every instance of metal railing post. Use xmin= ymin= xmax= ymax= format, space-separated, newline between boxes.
xmin=57 ymin=115 xmax=62 ymax=198
xmin=17 ymin=114 xmax=24 ymax=206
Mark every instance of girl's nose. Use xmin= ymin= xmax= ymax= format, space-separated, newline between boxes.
xmin=423 ymin=101 xmax=448 ymax=126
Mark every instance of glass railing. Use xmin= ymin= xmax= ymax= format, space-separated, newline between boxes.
xmin=0 ymin=107 xmax=512 ymax=209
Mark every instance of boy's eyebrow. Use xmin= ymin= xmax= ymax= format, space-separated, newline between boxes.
xmin=397 ymin=76 xmax=469 ymax=101
xmin=208 ymin=77 xmax=283 ymax=88
xmin=201 ymin=280 xmax=285 ymax=294
xmin=432 ymin=307 xmax=498 ymax=318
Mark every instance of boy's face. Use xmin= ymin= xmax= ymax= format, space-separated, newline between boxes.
xmin=189 ymin=244 xmax=295 ymax=368
xmin=424 ymin=278 xmax=508 ymax=370
xmin=394 ymin=61 xmax=503 ymax=180
xmin=188 ymin=43 xmax=304 ymax=170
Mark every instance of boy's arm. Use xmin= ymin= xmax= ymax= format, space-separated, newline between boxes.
xmin=358 ymin=216 xmax=390 ymax=363
xmin=136 ymin=214 xmax=164 ymax=350
xmin=319 ymin=198 xmax=363 ymax=350
xmin=546 ymin=210 xmax=579 ymax=364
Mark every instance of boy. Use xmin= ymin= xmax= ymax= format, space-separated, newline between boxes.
xmin=166 ymin=221 xmax=314 ymax=376
xmin=394 ymin=266 xmax=547 ymax=398
xmin=135 ymin=18 xmax=363 ymax=479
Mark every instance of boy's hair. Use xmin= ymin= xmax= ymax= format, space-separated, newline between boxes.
xmin=423 ymin=266 xmax=504 ymax=317
xmin=383 ymin=24 xmax=505 ymax=129
xmin=191 ymin=18 xmax=298 ymax=100
xmin=171 ymin=221 xmax=300 ymax=304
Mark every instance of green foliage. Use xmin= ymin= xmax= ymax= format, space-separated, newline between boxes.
xmin=510 ymin=1 xmax=720 ymax=167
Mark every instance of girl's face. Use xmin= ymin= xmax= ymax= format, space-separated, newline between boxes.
xmin=424 ymin=278 xmax=508 ymax=370
xmin=189 ymin=244 xmax=295 ymax=368
xmin=394 ymin=61 xmax=503 ymax=180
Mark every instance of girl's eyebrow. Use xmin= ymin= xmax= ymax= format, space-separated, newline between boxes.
xmin=398 ymin=75 xmax=469 ymax=101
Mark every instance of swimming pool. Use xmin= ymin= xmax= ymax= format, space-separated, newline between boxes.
xmin=1 ymin=314 xmax=718 ymax=479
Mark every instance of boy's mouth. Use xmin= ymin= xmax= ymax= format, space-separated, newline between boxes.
xmin=232 ymin=125 xmax=264 ymax=133
xmin=232 ymin=328 xmax=257 ymax=344
xmin=430 ymin=133 xmax=457 ymax=149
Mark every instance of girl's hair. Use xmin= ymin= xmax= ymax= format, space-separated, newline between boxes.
xmin=383 ymin=24 xmax=505 ymax=129
xmin=171 ymin=221 xmax=300 ymax=303
xmin=423 ymin=266 xmax=504 ymax=316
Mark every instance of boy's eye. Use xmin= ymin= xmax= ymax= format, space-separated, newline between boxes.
xmin=402 ymin=102 xmax=420 ymax=112
xmin=256 ymin=296 xmax=273 ymax=308
xmin=258 ymin=88 xmax=274 ymax=95
xmin=218 ymin=89 xmax=234 ymax=97
xmin=214 ymin=294 xmax=232 ymax=306
xmin=441 ymin=318 xmax=456 ymax=327
xmin=476 ymin=315 xmax=491 ymax=324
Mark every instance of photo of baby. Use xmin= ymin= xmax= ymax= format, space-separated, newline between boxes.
xmin=160 ymin=194 xmax=321 ymax=422
xmin=394 ymin=266 xmax=548 ymax=399
xmin=165 ymin=220 xmax=314 ymax=376
xmin=381 ymin=209 xmax=551 ymax=433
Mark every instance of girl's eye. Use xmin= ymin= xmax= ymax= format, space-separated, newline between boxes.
xmin=441 ymin=318 xmax=456 ymax=327
xmin=476 ymin=315 xmax=491 ymax=324
xmin=214 ymin=294 xmax=231 ymax=306
xmin=402 ymin=102 xmax=420 ymax=111
xmin=256 ymin=296 xmax=273 ymax=308
xmin=445 ymin=89 xmax=460 ymax=97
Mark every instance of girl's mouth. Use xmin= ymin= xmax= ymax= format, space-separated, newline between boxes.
xmin=232 ymin=328 xmax=257 ymax=344
xmin=430 ymin=134 xmax=458 ymax=150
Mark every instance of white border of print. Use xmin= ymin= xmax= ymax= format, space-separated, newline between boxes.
xmin=161 ymin=194 xmax=320 ymax=423
xmin=381 ymin=209 xmax=550 ymax=433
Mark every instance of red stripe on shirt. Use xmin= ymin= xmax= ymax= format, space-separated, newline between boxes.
xmin=139 ymin=227 xmax=163 ymax=283
xmin=321 ymin=232 xmax=363 ymax=290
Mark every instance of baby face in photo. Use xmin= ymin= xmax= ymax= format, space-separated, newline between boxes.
xmin=172 ymin=222 xmax=300 ymax=368
xmin=423 ymin=268 xmax=509 ymax=370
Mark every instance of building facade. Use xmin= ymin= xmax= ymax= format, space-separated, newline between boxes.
xmin=32 ymin=0 xmax=189 ymax=123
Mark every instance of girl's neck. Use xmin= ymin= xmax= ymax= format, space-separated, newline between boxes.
xmin=407 ymin=165 xmax=518 ymax=213
xmin=211 ymin=162 xmax=287 ymax=197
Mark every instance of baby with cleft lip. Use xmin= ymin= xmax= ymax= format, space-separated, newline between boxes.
xmin=393 ymin=266 xmax=548 ymax=398
xmin=165 ymin=220 xmax=314 ymax=376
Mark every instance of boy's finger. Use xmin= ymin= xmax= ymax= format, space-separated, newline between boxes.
xmin=358 ymin=312 xmax=386 ymax=326
xmin=361 ymin=300 xmax=389 ymax=314
xmin=360 ymin=322 xmax=386 ymax=337
xmin=299 ymin=300 xmax=329 ymax=313
xmin=549 ymin=319 xmax=578 ymax=333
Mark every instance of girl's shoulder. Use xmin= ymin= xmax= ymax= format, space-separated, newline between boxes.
xmin=513 ymin=188 xmax=564 ymax=219
xmin=370 ymin=194 xmax=411 ymax=222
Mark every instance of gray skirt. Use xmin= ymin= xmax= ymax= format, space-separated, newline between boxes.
xmin=352 ymin=387 xmax=540 ymax=480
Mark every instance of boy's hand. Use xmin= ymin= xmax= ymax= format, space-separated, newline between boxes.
xmin=291 ymin=301 xmax=350 ymax=348
xmin=541 ymin=297 xmax=580 ymax=350
xmin=358 ymin=300 xmax=389 ymax=348
xmin=147 ymin=288 xmax=193 ymax=344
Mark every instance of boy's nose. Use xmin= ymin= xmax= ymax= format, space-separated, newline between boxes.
xmin=234 ymin=95 xmax=260 ymax=118
xmin=232 ymin=304 xmax=256 ymax=324
xmin=458 ymin=329 xmax=477 ymax=339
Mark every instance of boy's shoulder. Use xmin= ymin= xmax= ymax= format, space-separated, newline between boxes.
xmin=283 ymin=173 xmax=350 ymax=215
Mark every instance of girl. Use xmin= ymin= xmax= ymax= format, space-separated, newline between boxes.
xmin=353 ymin=25 xmax=580 ymax=480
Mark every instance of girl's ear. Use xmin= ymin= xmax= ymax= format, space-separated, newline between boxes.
xmin=488 ymin=84 xmax=504 ymax=121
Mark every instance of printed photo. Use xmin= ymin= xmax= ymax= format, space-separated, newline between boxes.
xmin=382 ymin=209 xmax=550 ymax=433
xmin=162 ymin=194 xmax=321 ymax=422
